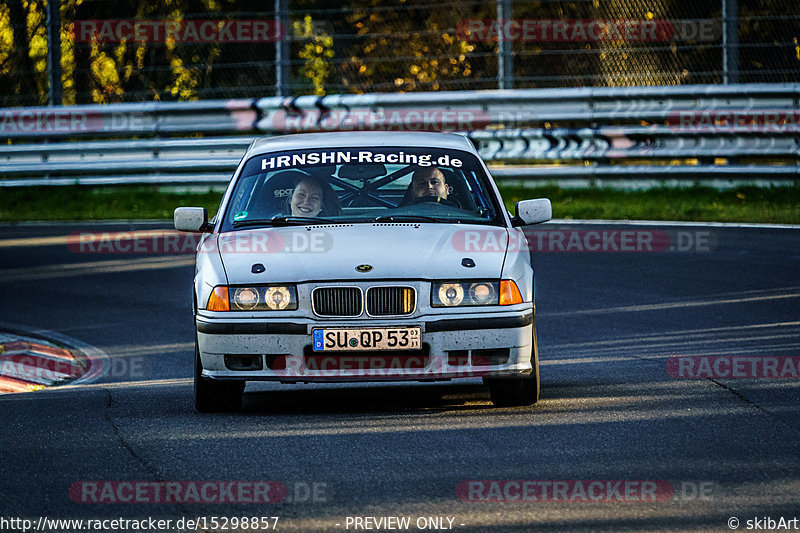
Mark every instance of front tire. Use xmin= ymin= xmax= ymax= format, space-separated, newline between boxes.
xmin=486 ymin=374 xmax=539 ymax=407
xmin=485 ymin=321 xmax=540 ymax=407
xmin=194 ymin=336 xmax=244 ymax=412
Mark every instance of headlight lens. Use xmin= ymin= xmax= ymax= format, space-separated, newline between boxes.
xmin=264 ymin=286 xmax=292 ymax=310
xmin=208 ymin=285 xmax=297 ymax=311
xmin=232 ymin=287 xmax=259 ymax=310
xmin=437 ymin=283 xmax=465 ymax=306
xmin=469 ymin=281 xmax=496 ymax=305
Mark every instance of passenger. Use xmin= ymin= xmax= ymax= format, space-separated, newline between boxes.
xmin=287 ymin=176 xmax=341 ymax=217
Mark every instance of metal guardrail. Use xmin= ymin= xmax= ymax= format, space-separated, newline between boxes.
xmin=255 ymin=84 xmax=800 ymax=130
xmin=0 ymin=100 xmax=258 ymax=139
xmin=1 ymin=84 xmax=798 ymax=186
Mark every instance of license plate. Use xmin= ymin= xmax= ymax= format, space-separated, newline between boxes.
xmin=312 ymin=327 xmax=421 ymax=351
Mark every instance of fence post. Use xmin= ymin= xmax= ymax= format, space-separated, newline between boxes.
xmin=46 ymin=0 xmax=62 ymax=106
xmin=275 ymin=0 xmax=290 ymax=96
xmin=497 ymin=0 xmax=513 ymax=90
xmin=722 ymin=0 xmax=739 ymax=84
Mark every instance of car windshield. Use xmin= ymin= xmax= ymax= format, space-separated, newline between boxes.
xmin=219 ymin=146 xmax=504 ymax=231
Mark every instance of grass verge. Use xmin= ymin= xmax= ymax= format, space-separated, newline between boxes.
xmin=0 ymin=185 xmax=798 ymax=224
xmin=0 ymin=186 xmax=224 ymax=222
xmin=502 ymin=185 xmax=800 ymax=224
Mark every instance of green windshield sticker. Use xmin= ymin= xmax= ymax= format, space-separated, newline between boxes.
xmin=234 ymin=210 xmax=248 ymax=220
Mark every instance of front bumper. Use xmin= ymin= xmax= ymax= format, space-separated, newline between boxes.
xmin=196 ymin=307 xmax=534 ymax=382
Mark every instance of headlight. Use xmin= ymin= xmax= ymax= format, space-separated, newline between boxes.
xmin=431 ymin=280 xmax=523 ymax=307
xmin=437 ymin=283 xmax=465 ymax=306
xmin=432 ymin=281 xmax=499 ymax=307
xmin=206 ymin=285 xmax=298 ymax=311
xmin=469 ymin=281 xmax=496 ymax=305
xmin=264 ymin=286 xmax=292 ymax=310
xmin=233 ymin=287 xmax=259 ymax=310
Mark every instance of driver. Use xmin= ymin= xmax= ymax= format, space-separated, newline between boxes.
xmin=411 ymin=167 xmax=449 ymax=202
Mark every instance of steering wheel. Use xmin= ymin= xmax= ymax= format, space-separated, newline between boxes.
xmin=414 ymin=195 xmax=462 ymax=208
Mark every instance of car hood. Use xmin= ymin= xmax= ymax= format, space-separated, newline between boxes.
xmin=211 ymin=223 xmax=509 ymax=283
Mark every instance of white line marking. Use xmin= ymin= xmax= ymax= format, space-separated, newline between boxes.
xmin=545 ymin=292 xmax=800 ymax=316
xmin=547 ymin=219 xmax=800 ymax=229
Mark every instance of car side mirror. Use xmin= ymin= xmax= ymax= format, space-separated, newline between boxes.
xmin=174 ymin=207 xmax=212 ymax=232
xmin=512 ymin=198 xmax=552 ymax=227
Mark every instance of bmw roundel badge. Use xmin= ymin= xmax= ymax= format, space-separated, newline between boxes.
xmin=355 ymin=264 xmax=373 ymax=273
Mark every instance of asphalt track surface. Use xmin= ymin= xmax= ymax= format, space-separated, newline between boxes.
xmin=1 ymin=220 xmax=799 ymax=533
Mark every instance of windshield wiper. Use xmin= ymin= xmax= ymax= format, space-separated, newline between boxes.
xmin=232 ymin=218 xmax=274 ymax=228
xmin=373 ymin=215 xmax=455 ymax=223
xmin=268 ymin=216 xmax=339 ymax=226
xmin=232 ymin=216 xmax=337 ymax=228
